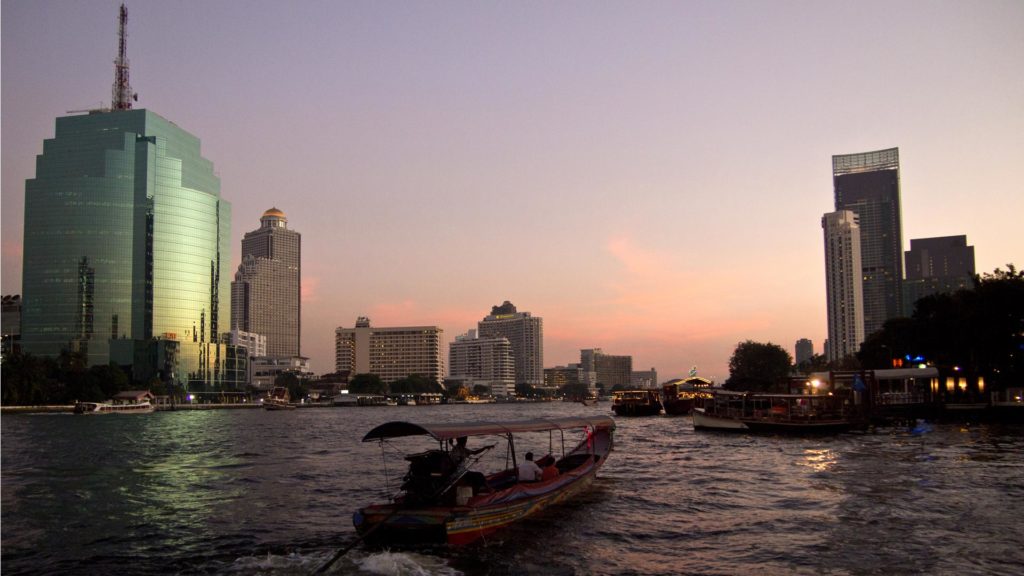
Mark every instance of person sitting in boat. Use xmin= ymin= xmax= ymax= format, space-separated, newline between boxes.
xmin=517 ymin=452 xmax=543 ymax=482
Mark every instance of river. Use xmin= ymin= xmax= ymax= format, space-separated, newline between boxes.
xmin=2 ymin=402 xmax=1023 ymax=575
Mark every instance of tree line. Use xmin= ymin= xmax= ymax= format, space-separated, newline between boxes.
xmin=725 ymin=265 xmax=1023 ymax=393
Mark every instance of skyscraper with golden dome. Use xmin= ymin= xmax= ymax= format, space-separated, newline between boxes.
xmin=231 ymin=208 xmax=301 ymax=358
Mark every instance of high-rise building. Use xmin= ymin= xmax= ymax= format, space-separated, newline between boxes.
xmin=19 ymin=6 xmax=239 ymax=390
xmin=477 ymin=301 xmax=543 ymax=386
xmin=822 ymin=211 xmax=865 ymax=363
xmin=2 ymin=295 xmax=22 ymax=359
xmin=833 ymin=147 xmax=904 ymax=337
xmin=580 ymin=348 xmax=633 ymax=391
xmin=631 ymin=368 xmax=658 ymax=389
xmin=903 ymin=235 xmax=975 ymax=315
xmin=795 ymin=338 xmax=814 ymax=366
xmin=448 ymin=331 xmax=516 ymax=397
xmin=231 ymin=208 xmax=301 ymax=357
xmin=335 ymin=317 xmax=444 ymax=384
xmin=544 ymin=365 xmax=582 ymax=390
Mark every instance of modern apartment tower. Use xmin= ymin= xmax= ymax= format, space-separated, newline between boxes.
xmin=335 ymin=317 xmax=444 ymax=384
xmin=20 ymin=6 xmax=238 ymax=388
xmin=448 ymin=330 xmax=516 ymax=397
xmin=231 ymin=208 xmax=301 ymax=357
xmin=822 ymin=211 xmax=865 ymax=363
xmin=477 ymin=301 xmax=544 ymax=387
xmin=902 ymin=235 xmax=975 ymax=316
xmin=795 ymin=338 xmax=814 ymax=366
xmin=581 ymin=348 xmax=634 ymax=391
xmin=832 ymin=147 xmax=904 ymax=338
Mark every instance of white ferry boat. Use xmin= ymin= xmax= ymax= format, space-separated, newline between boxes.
xmin=74 ymin=391 xmax=155 ymax=414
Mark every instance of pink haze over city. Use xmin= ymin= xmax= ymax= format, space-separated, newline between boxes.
xmin=2 ymin=0 xmax=1022 ymax=380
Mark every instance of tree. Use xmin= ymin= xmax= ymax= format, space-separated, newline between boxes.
xmin=391 ymin=374 xmax=442 ymax=394
xmin=796 ymin=353 xmax=830 ymax=375
xmin=725 ymin=340 xmax=792 ymax=392
xmin=348 ymin=373 xmax=387 ymax=395
xmin=275 ymin=372 xmax=307 ymax=401
xmin=856 ymin=264 xmax=1023 ymax=391
xmin=559 ymin=382 xmax=590 ymax=401
xmin=514 ymin=382 xmax=537 ymax=398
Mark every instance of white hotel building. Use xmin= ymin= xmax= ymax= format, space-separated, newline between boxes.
xmin=448 ymin=330 xmax=516 ymax=397
xmin=334 ymin=317 xmax=444 ymax=384
xmin=822 ymin=210 xmax=865 ymax=363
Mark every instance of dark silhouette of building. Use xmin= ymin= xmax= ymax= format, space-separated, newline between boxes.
xmin=833 ymin=147 xmax=904 ymax=338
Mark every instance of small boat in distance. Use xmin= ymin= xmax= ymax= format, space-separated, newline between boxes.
xmin=661 ymin=376 xmax=714 ymax=415
xmin=353 ymin=416 xmax=615 ymax=547
xmin=263 ymin=387 xmax=296 ymax=410
xmin=693 ymin=390 xmax=859 ymax=434
xmin=74 ymin=390 xmax=155 ymax=414
xmin=611 ymin=389 xmax=662 ymax=416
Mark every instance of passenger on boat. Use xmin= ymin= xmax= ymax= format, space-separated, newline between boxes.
xmin=517 ymin=452 xmax=542 ymax=482
xmin=535 ymin=454 xmax=559 ymax=481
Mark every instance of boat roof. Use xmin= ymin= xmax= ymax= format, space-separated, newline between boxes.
xmin=362 ymin=416 xmax=616 ymax=442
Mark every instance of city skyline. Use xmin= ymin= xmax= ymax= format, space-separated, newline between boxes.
xmin=3 ymin=1 xmax=1022 ymax=380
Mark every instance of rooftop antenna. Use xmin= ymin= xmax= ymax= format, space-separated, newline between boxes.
xmin=112 ymin=3 xmax=137 ymax=110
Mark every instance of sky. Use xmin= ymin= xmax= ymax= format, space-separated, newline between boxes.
xmin=2 ymin=1 xmax=1022 ymax=381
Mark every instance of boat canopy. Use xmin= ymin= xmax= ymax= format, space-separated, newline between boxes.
xmin=362 ymin=416 xmax=615 ymax=442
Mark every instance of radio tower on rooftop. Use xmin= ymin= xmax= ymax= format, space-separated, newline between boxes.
xmin=112 ymin=3 xmax=137 ymax=110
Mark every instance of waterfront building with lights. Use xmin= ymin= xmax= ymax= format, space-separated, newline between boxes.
xmin=334 ymin=317 xmax=444 ymax=384
xmin=477 ymin=301 xmax=543 ymax=387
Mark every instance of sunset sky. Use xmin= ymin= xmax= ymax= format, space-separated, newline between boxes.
xmin=3 ymin=1 xmax=1022 ymax=380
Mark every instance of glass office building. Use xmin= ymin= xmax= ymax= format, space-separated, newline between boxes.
xmin=22 ymin=109 xmax=238 ymax=390
xmin=832 ymin=147 xmax=904 ymax=339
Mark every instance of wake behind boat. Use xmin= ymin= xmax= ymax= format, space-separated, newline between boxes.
xmin=352 ymin=416 xmax=615 ymax=547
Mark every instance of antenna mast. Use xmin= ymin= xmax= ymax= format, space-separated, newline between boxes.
xmin=112 ymin=3 xmax=136 ymax=110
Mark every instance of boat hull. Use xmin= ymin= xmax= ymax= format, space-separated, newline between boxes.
xmin=356 ymin=461 xmax=600 ymax=546
xmin=73 ymin=401 xmax=154 ymax=414
xmin=611 ymin=403 xmax=662 ymax=417
xmin=662 ymin=399 xmax=695 ymax=416
xmin=742 ymin=419 xmax=852 ymax=434
xmin=355 ymin=423 xmax=614 ymax=547
xmin=692 ymin=408 xmax=749 ymax=431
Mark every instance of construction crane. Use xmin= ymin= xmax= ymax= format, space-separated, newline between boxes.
xmin=111 ymin=2 xmax=137 ymax=110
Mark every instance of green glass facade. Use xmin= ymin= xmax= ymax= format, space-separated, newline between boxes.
xmin=22 ymin=109 xmax=239 ymax=390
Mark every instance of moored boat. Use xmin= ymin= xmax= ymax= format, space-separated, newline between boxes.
xmin=74 ymin=390 xmax=155 ymax=414
xmin=693 ymin=390 xmax=859 ymax=434
xmin=352 ymin=416 xmax=615 ymax=547
xmin=611 ymin=389 xmax=662 ymax=416
xmin=263 ymin=387 xmax=296 ymax=410
xmin=662 ymin=376 xmax=714 ymax=415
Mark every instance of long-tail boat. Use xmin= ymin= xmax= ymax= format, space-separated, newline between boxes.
xmin=353 ymin=416 xmax=615 ymax=546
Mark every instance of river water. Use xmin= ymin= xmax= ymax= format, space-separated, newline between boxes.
xmin=2 ymin=402 xmax=1023 ymax=575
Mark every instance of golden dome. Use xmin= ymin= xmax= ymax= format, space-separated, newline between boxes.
xmin=261 ymin=207 xmax=286 ymax=220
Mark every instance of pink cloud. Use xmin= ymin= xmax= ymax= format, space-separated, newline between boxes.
xmin=301 ymin=275 xmax=320 ymax=303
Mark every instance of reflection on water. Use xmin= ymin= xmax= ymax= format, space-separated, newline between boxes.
xmin=2 ymin=405 xmax=1023 ymax=575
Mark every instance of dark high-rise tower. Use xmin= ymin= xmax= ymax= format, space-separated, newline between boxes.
xmin=903 ymin=235 xmax=975 ymax=315
xmin=833 ymin=147 xmax=904 ymax=338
